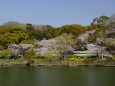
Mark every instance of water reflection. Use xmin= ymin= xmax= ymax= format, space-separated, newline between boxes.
xmin=0 ymin=66 xmax=115 ymax=86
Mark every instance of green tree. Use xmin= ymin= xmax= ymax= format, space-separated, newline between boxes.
xmin=55 ymin=33 xmax=75 ymax=60
xmin=0 ymin=33 xmax=19 ymax=48
xmin=24 ymin=49 xmax=35 ymax=60
xmin=26 ymin=23 xmax=35 ymax=32
xmin=91 ymin=15 xmax=110 ymax=25
xmin=24 ymin=49 xmax=35 ymax=65
xmin=21 ymin=40 xmax=35 ymax=44
xmin=2 ymin=21 xmax=26 ymax=28
xmin=0 ymin=26 xmax=30 ymax=42
xmin=0 ymin=49 xmax=11 ymax=59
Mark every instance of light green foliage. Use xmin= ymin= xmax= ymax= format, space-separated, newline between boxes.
xmin=2 ymin=21 xmax=26 ymax=28
xmin=21 ymin=40 xmax=35 ymax=44
xmin=24 ymin=49 xmax=35 ymax=60
xmin=0 ymin=26 xmax=31 ymax=46
xmin=0 ymin=26 xmax=29 ymax=34
xmin=0 ymin=49 xmax=11 ymax=59
xmin=61 ymin=33 xmax=75 ymax=47
xmin=66 ymin=55 xmax=74 ymax=58
xmin=0 ymin=32 xmax=19 ymax=47
xmin=55 ymin=33 xmax=75 ymax=59
xmin=6 ymin=26 xmax=30 ymax=42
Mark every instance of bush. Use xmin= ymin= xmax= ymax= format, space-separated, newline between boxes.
xmin=81 ymin=58 xmax=87 ymax=61
xmin=69 ymin=58 xmax=76 ymax=61
xmin=0 ymin=49 xmax=11 ymax=59
xmin=36 ymin=55 xmax=46 ymax=59
xmin=34 ymin=44 xmax=39 ymax=48
xmin=86 ymin=58 xmax=97 ymax=61
xmin=45 ymin=56 xmax=54 ymax=61
xmin=21 ymin=40 xmax=35 ymax=44
xmin=88 ymin=36 xmax=96 ymax=43
xmin=67 ymin=55 xmax=74 ymax=58
xmin=24 ymin=49 xmax=35 ymax=60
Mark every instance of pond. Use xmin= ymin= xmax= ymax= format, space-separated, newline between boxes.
xmin=0 ymin=66 xmax=115 ymax=86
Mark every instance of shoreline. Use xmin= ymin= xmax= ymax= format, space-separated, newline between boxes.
xmin=0 ymin=60 xmax=115 ymax=67
xmin=1 ymin=64 xmax=115 ymax=67
xmin=31 ymin=64 xmax=115 ymax=67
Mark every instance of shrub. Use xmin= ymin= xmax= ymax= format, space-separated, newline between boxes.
xmin=34 ymin=44 xmax=39 ymax=48
xmin=78 ymin=57 xmax=81 ymax=59
xmin=36 ymin=55 xmax=46 ymax=59
xmin=0 ymin=49 xmax=11 ymax=59
xmin=24 ymin=49 xmax=35 ymax=60
xmin=69 ymin=58 xmax=76 ymax=61
xmin=81 ymin=58 xmax=87 ymax=61
xmin=67 ymin=55 xmax=74 ymax=58
xmin=45 ymin=56 xmax=54 ymax=61
xmin=21 ymin=40 xmax=35 ymax=44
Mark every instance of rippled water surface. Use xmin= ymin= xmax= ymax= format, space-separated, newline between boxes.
xmin=0 ymin=66 xmax=115 ymax=86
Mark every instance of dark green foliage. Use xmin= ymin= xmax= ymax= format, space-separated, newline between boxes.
xmin=32 ymin=24 xmax=87 ymax=40
xmin=108 ymin=33 xmax=115 ymax=38
xmin=36 ymin=55 xmax=47 ymax=59
xmin=66 ymin=55 xmax=74 ymax=58
xmin=26 ymin=23 xmax=35 ymax=32
xmin=91 ymin=15 xmax=110 ymax=25
xmin=105 ymin=39 xmax=115 ymax=56
xmin=106 ymin=46 xmax=115 ymax=56
xmin=88 ymin=36 xmax=96 ymax=43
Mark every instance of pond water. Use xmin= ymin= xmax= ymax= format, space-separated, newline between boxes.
xmin=0 ymin=66 xmax=115 ymax=86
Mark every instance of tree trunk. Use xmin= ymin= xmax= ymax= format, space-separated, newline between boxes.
xmin=96 ymin=51 xmax=99 ymax=59
xmin=26 ymin=60 xmax=31 ymax=66
xmin=67 ymin=57 xmax=69 ymax=66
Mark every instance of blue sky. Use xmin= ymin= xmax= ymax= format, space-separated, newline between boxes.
xmin=0 ymin=0 xmax=115 ymax=27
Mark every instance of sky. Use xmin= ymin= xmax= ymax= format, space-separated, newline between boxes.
xmin=0 ymin=0 xmax=115 ymax=27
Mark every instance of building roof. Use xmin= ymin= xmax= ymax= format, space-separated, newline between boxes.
xmin=73 ymin=54 xmax=97 ymax=57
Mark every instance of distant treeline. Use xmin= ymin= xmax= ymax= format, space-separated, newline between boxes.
xmin=0 ymin=14 xmax=115 ymax=49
